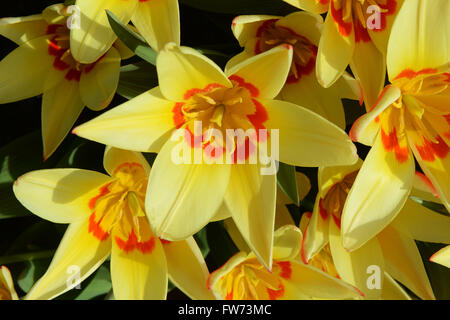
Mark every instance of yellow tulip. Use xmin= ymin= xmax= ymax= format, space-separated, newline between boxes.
xmin=228 ymin=11 xmax=361 ymax=129
xmin=430 ymin=246 xmax=450 ymax=269
xmin=345 ymin=0 xmax=450 ymax=251
xmin=74 ymin=43 xmax=358 ymax=268
xmin=71 ymin=0 xmax=180 ymax=63
xmin=284 ymin=0 xmax=403 ymax=108
xmin=0 ymin=4 xmax=130 ymax=159
xmin=208 ymin=225 xmax=362 ymax=300
xmin=13 ymin=147 xmax=214 ymax=300
xmin=0 ymin=266 xmax=18 ymax=300
xmin=300 ymin=161 xmax=450 ymax=299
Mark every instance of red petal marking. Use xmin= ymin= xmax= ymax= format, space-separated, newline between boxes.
xmin=65 ymin=69 xmax=81 ymax=82
xmin=354 ymin=18 xmax=371 ymax=43
xmin=247 ymin=98 xmax=268 ymax=132
xmin=415 ymin=135 xmax=449 ymax=162
xmin=229 ymin=74 xmax=260 ymax=97
xmin=113 ymin=162 xmax=144 ymax=175
xmin=380 ymin=128 xmax=409 ymax=163
xmin=115 ymin=230 xmax=156 ymax=254
xmin=319 ymin=0 xmax=330 ymax=4
xmin=415 ymin=171 xmax=439 ymax=198
xmin=444 ymin=73 xmax=450 ymax=83
xmin=300 ymin=219 xmax=310 ymax=264
xmin=318 ymin=198 xmax=329 ymax=220
xmin=286 ymin=46 xmax=317 ymax=84
xmin=277 ymin=261 xmax=292 ymax=279
xmin=332 ymin=213 xmax=341 ymax=229
xmin=225 ymin=290 xmax=233 ymax=300
xmin=159 ymin=239 xmax=172 ymax=245
xmin=255 ymin=19 xmax=279 ymax=37
xmin=393 ymin=68 xmax=438 ymax=81
xmin=172 ymin=102 xmax=186 ymax=128
xmin=371 ymin=0 xmax=397 ymax=33
xmin=267 ymin=283 xmax=285 ymax=300
xmin=183 ymin=83 xmax=225 ymax=100
xmin=89 ymin=183 xmax=112 ymax=210
xmin=46 ymin=24 xmax=62 ymax=35
xmin=330 ymin=1 xmax=353 ymax=37
xmin=88 ymin=212 xmax=110 ymax=241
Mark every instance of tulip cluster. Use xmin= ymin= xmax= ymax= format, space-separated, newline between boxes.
xmin=0 ymin=0 xmax=448 ymax=300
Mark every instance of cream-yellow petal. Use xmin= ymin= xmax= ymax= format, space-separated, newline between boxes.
xmin=103 ymin=146 xmax=151 ymax=177
xmin=226 ymin=45 xmax=293 ymax=99
xmin=163 ymin=237 xmax=215 ymax=300
xmin=79 ymin=46 xmax=121 ymax=111
xmin=387 ymin=0 xmax=450 ymax=80
xmin=276 ymin=11 xmax=323 ymax=46
xmin=42 ymin=78 xmax=85 ymax=160
xmin=272 ymin=225 xmax=303 ymax=261
xmin=225 ymin=163 xmax=276 ymax=269
xmin=131 ymin=0 xmax=180 ymax=52
xmin=111 ymin=232 xmax=167 ymax=300
xmin=70 ymin=0 xmax=138 ymax=64
xmin=146 ymin=139 xmax=231 ymax=240
xmin=341 ymin=132 xmax=415 ymax=251
xmin=0 ymin=266 xmax=18 ymax=300
xmin=74 ymin=87 xmax=175 ymax=153
xmin=262 ymin=98 xmax=358 ymax=167
xmin=13 ymin=169 xmax=114 ymax=224
xmin=430 ymin=246 xmax=450 ymax=269
xmin=0 ymin=14 xmax=48 ymax=44
xmin=157 ymin=43 xmax=231 ymax=101
xmin=25 ymin=218 xmax=112 ymax=300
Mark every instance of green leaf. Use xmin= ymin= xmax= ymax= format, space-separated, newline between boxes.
xmin=277 ymin=162 xmax=299 ymax=205
xmin=75 ymin=265 xmax=112 ymax=300
xmin=117 ymin=62 xmax=158 ymax=100
xmin=106 ymin=10 xmax=157 ymax=65
xmin=194 ymin=228 xmax=210 ymax=259
xmin=17 ymin=258 xmax=51 ymax=293
xmin=64 ymin=0 xmax=76 ymax=6
xmin=180 ymin=0 xmax=296 ymax=15
xmin=410 ymin=197 xmax=449 ymax=215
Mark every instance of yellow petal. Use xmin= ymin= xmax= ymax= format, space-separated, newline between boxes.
xmin=211 ymin=202 xmax=232 ymax=222
xmin=225 ymin=163 xmax=276 ymax=269
xmin=316 ymin=13 xmax=354 ymax=88
xmin=276 ymin=11 xmax=323 ymax=46
xmin=261 ymin=98 xmax=358 ymax=167
xmin=341 ymin=132 xmax=415 ymax=251
xmin=157 ymin=43 xmax=231 ymax=101
xmin=387 ymin=0 xmax=450 ymax=80
xmin=378 ymin=225 xmax=435 ymax=300
xmin=223 ymin=218 xmax=251 ymax=253
xmin=381 ymin=272 xmax=411 ymax=300
xmin=70 ymin=0 xmax=138 ymax=64
xmin=350 ymin=40 xmax=386 ymax=110
xmin=0 ymin=14 xmax=48 ymax=44
xmin=301 ymin=195 xmax=330 ymax=262
xmin=42 ymin=78 xmax=84 ymax=160
xmin=329 ymin=219 xmax=384 ymax=299
xmin=411 ymin=171 xmax=440 ymax=203
xmin=430 ymin=246 xmax=450 ymax=269
xmin=224 ymin=39 xmax=258 ymax=73
xmin=146 ymin=139 xmax=231 ymax=240
xmin=0 ymin=35 xmax=61 ymax=104
xmin=131 ymin=0 xmax=180 ymax=51
xmin=163 ymin=237 xmax=215 ymax=300
xmin=25 ymin=218 xmax=112 ymax=300
xmin=111 ymin=232 xmax=167 ymax=300
xmin=391 ymin=199 xmax=450 ymax=244
xmin=73 ymin=87 xmax=175 ymax=153
xmin=280 ymin=72 xmax=346 ymax=129
xmin=79 ymin=46 xmax=121 ymax=111
xmin=283 ymin=0 xmax=329 ymax=14
xmin=103 ymin=146 xmax=151 ymax=177
xmin=231 ymin=15 xmax=281 ymax=47
xmin=272 ymin=225 xmax=303 ymax=261
xmin=0 ymin=266 xmax=18 ymax=300
xmin=226 ymin=45 xmax=293 ymax=99
xmin=349 ymin=85 xmax=401 ymax=145
xmin=282 ymin=260 xmax=362 ymax=299
xmin=13 ymin=169 xmax=114 ymax=224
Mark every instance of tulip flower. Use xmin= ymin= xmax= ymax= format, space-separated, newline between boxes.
xmin=71 ymin=0 xmax=180 ymax=63
xmin=208 ymin=225 xmax=362 ymax=300
xmin=73 ymin=43 xmax=358 ymax=268
xmin=300 ymin=160 xmax=450 ymax=299
xmin=344 ymin=0 xmax=450 ymax=251
xmin=284 ymin=0 xmax=403 ymax=108
xmin=430 ymin=246 xmax=450 ymax=269
xmin=0 ymin=4 xmax=131 ymax=159
xmin=228 ymin=11 xmax=361 ymax=129
xmin=13 ymin=147 xmax=214 ymax=300
xmin=0 ymin=266 xmax=18 ymax=300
